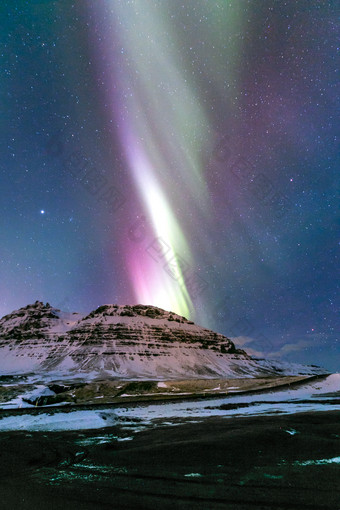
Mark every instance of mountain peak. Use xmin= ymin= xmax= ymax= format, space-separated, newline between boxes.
xmin=0 ymin=301 xmax=59 ymax=335
xmin=83 ymin=304 xmax=194 ymax=323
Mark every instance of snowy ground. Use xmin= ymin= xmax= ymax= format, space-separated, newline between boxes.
xmin=0 ymin=373 xmax=339 ymax=433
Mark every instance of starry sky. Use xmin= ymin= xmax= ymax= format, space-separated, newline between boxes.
xmin=1 ymin=1 xmax=339 ymax=371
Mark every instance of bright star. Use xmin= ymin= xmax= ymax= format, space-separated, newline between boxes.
xmin=40 ymin=210 xmax=45 ymax=214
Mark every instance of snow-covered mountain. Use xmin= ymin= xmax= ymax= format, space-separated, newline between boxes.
xmin=0 ymin=301 xmax=328 ymax=379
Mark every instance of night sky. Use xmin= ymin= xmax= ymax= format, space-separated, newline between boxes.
xmin=1 ymin=1 xmax=339 ymax=371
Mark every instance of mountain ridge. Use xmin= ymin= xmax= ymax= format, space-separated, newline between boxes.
xmin=0 ymin=301 xmax=329 ymax=380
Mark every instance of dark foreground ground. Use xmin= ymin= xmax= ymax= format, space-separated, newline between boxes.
xmin=0 ymin=411 xmax=339 ymax=510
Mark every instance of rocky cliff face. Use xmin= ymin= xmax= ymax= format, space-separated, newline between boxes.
xmin=0 ymin=301 xmax=81 ymax=339
xmin=0 ymin=302 xmax=327 ymax=380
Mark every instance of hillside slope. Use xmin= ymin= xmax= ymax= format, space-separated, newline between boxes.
xmin=0 ymin=302 xmax=328 ymax=380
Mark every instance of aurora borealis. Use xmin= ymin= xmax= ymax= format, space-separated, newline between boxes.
xmin=1 ymin=1 xmax=338 ymax=370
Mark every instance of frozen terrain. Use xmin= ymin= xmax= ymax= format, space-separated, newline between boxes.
xmin=0 ymin=373 xmax=338 ymax=433
xmin=0 ymin=302 xmax=338 ymax=510
xmin=0 ymin=301 xmax=329 ymax=380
